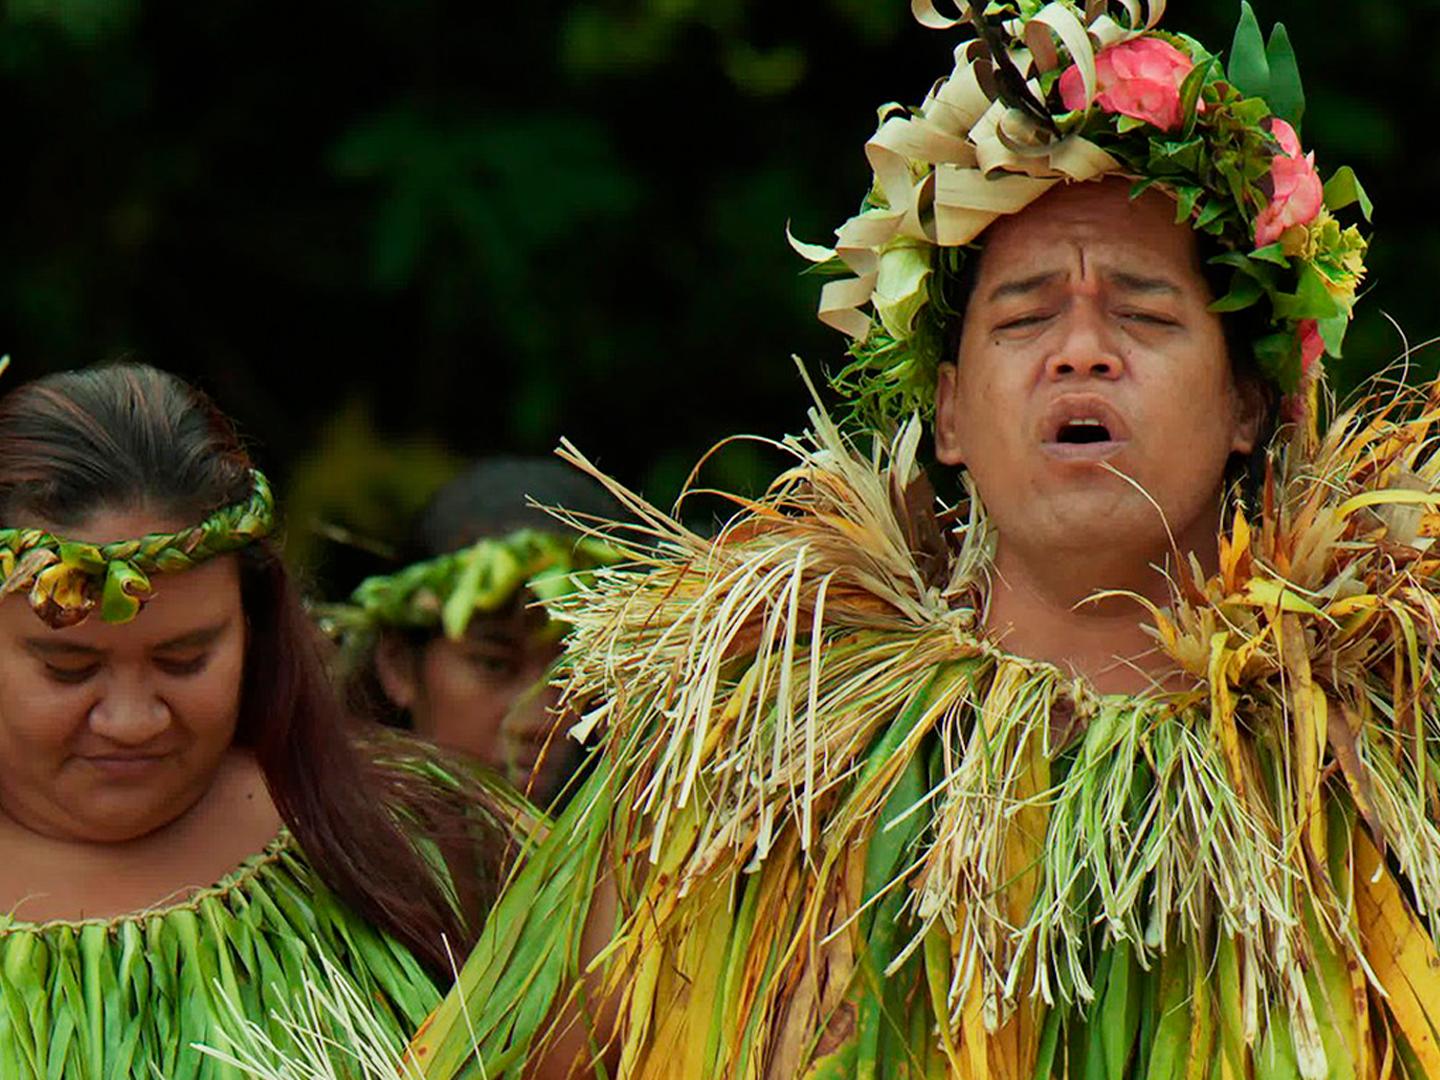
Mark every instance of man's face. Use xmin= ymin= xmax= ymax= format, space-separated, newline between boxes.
xmin=934 ymin=179 xmax=1261 ymax=568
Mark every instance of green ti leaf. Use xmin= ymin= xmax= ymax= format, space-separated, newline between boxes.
xmin=1227 ymin=4 xmax=1304 ymax=131
xmin=1210 ymin=274 xmax=1265 ymax=313
xmin=1273 ymin=263 xmax=1344 ymax=322
xmin=1227 ymin=3 xmax=1269 ymax=101
xmin=1263 ymin=23 xmax=1304 ymax=128
xmin=101 ymin=561 xmax=150 ymax=623
xmin=1250 ymin=242 xmax=1290 ymax=267
xmin=1323 ymin=166 xmax=1374 ymax=221
xmin=1254 ymin=331 xmax=1301 ymax=394
xmin=1318 ymin=314 xmax=1348 ymax=358
xmin=57 ymin=542 xmax=105 ymax=574
xmin=1099 ymin=943 xmax=1141 ymax=1080
xmin=1172 ymin=185 xmax=1203 ymax=225
xmin=440 ymin=549 xmax=489 ymax=639
xmin=1210 ymin=251 xmax=1281 ymax=291
xmin=1177 ymin=55 xmax=1215 ymax=139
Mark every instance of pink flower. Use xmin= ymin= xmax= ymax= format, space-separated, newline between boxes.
xmin=1253 ymin=119 xmax=1324 ymax=248
xmin=1059 ymin=37 xmax=1193 ymax=132
xmin=1298 ymin=319 xmax=1324 ymax=375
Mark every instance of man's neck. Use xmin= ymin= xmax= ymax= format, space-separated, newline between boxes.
xmin=984 ymin=530 xmax=1216 ymax=695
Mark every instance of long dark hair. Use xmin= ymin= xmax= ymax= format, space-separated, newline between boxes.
xmin=0 ymin=362 xmax=497 ymax=979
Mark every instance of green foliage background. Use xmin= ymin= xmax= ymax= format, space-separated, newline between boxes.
xmin=0 ymin=0 xmax=1424 ymax=589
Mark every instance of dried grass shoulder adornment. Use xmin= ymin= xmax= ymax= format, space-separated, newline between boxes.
xmin=792 ymin=1 xmax=1371 ymax=430
xmin=320 ymin=529 xmax=624 ymax=651
xmin=405 ymin=375 xmax=1440 ymax=1079
xmin=0 ymin=468 xmax=275 ymax=628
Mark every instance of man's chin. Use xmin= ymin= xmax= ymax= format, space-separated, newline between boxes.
xmin=1001 ymin=490 xmax=1175 ymax=553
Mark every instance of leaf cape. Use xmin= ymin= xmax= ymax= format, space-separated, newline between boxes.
xmin=0 ymin=755 xmax=535 ymax=1080
xmin=411 ymin=379 xmax=1440 ymax=1079
xmin=0 ymin=832 xmax=437 ymax=1080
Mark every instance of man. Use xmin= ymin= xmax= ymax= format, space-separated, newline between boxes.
xmin=405 ymin=4 xmax=1437 ymax=1079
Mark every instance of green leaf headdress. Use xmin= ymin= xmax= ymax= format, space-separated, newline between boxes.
xmin=791 ymin=0 xmax=1371 ymax=430
xmin=0 ymin=469 xmax=276 ymax=627
xmin=320 ymin=528 xmax=624 ymax=648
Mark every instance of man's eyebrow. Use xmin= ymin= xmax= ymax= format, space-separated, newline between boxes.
xmin=1107 ymin=270 xmax=1182 ymax=296
xmin=986 ymin=271 xmax=1063 ymax=303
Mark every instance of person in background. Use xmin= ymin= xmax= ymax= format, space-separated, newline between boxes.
xmin=328 ymin=457 xmax=620 ymax=807
xmin=0 ymin=362 xmax=528 ymax=1079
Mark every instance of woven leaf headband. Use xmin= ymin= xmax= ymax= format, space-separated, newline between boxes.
xmin=0 ymin=469 xmax=276 ymax=628
xmin=791 ymin=0 xmax=1371 ymax=429
xmin=322 ymin=528 xmax=624 ymax=645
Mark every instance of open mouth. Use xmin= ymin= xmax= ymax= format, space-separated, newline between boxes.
xmin=1054 ymin=418 xmax=1113 ymax=444
xmin=1040 ymin=396 xmax=1130 ymax=461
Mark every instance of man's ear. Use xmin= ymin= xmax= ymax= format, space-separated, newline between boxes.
xmin=374 ymin=632 xmax=420 ymax=710
xmin=1230 ymin=374 xmax=1269 ymax=456
xmin=934 ymin=361 xmax=966 ymax=466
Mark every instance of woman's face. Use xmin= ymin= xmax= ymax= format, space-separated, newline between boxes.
xmin=377 ymin=599 xmax=569 ymax=796
xmin=0 ymin=508 xmax=247 ymax=843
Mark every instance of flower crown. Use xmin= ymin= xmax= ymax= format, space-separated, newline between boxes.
xmin=319 ymin=528 xmax=623 ymax=648
xmin=0 ymin=469 xmax=276 ymax=628
xmin=791 ymin=1 xmax=1371 ymax=429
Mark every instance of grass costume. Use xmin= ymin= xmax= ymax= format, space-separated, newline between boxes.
xmin=237 ymin=4 xmax=1440 ymax=1079
xmin=1 ymin=828 xmax=437 ymax=1079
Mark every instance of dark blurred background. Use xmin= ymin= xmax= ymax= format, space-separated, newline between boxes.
xmin=0 ymin=1 xmax=1424 ymax=590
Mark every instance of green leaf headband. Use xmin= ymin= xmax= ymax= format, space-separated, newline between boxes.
xmin=323 ymin=528 xmax=624 ymax=645
xmin=791 ymin=1 xmax=1371 ymax=430
xmin=0 ymin=469 xmax=276 ymax=627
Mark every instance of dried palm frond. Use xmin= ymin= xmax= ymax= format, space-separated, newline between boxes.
xmin=404 ymin=378 xmax=1440 ymax=1079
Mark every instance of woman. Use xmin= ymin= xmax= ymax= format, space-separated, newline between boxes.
xmin=0 ymin=362 xmax=528 ymax=1078
xmin=329 ymin=457 xmax=620 ymax=807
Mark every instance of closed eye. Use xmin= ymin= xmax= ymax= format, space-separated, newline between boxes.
xmin=44 ymin=662 xmax=99 ymax=685
xmin=995 ymin=313 xmax=1056 ymax=331
xmin=1117 ymin=311 xmax=1179 ymax=327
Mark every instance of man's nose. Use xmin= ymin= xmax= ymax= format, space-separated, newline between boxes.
xmin=88 ymin=679 xmax=172 ymax=746
xmin=1044 ymin=301 xmax=1126 ymax=381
